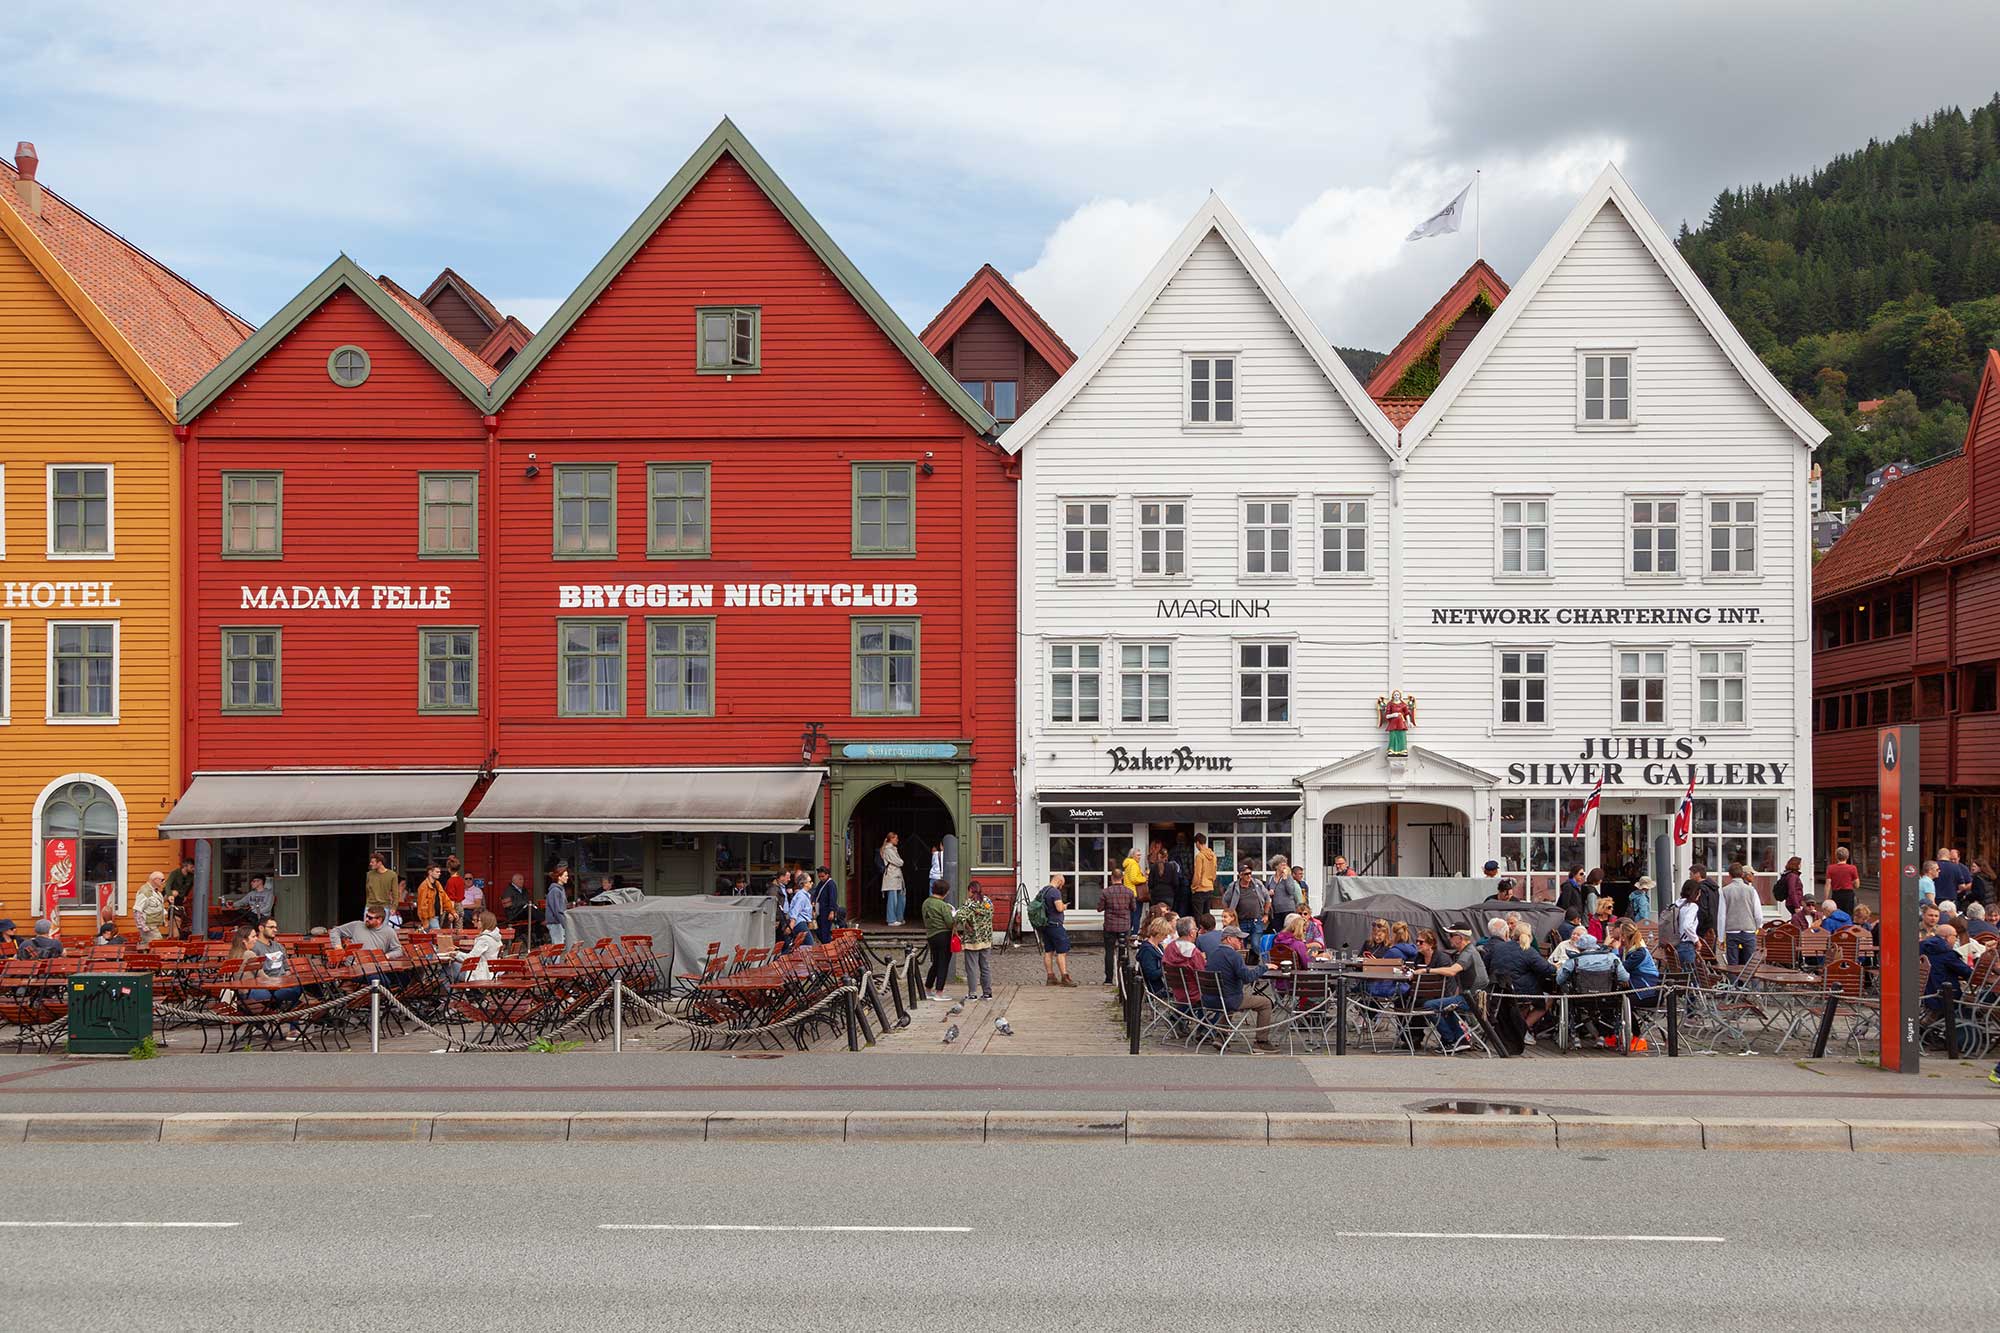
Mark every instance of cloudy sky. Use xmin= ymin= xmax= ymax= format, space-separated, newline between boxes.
xmin=4 ymin=1 xmax=1997 ymax=353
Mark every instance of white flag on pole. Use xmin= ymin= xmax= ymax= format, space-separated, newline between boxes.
xmin=1405 ymin=182 xmax=1473 ymax=241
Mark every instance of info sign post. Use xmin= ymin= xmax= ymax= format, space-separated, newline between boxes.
xmin=1877 ymin=726 xmax=1921 ymax=1073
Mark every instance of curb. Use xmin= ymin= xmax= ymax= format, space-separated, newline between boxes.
xmin=5 ymin=1111 xmax=1999 ymax=1152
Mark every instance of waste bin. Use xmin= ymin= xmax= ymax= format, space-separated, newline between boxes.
xmin=66 ymin=972 xmax=153 ymax=1055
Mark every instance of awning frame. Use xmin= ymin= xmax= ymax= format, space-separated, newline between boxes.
xmin=464 ymin=766 xmax=826 ymax=835
xmin=158 ymin=769 xmax=482 ymax=840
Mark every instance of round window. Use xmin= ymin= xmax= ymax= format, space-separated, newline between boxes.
xmin=327 ymin=345 xmax=371 ymax=388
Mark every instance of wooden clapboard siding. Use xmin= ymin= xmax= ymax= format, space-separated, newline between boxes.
xmin=0 ymin=225 xmax=181 ymax=931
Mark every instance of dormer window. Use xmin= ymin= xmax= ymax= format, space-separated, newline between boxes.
xmin=697 ymin=307 xmax=760 ymax=373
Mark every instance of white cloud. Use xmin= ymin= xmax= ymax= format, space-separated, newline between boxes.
xmin=1011 ymin=198 xmax=1192 ymax=352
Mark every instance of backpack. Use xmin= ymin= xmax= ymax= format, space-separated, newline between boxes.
xmin=875 ymin=849 xmax=886 ymax=874
xmin=1026 ymin=890 xmax=1050 ymax=931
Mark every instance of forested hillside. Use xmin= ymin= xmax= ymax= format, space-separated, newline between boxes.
xmin=1677 ymin=96 xmax=2000 ymax=501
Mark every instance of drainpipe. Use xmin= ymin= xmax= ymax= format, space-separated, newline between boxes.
xmin=483 ymin=413 xmax=501 ymax=875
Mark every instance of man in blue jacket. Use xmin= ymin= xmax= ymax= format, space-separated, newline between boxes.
xmin=1200 ymin=926 xmax=1277 ymax=1051
xmin=1921 ymin=927 xmax=1972 ymax=1016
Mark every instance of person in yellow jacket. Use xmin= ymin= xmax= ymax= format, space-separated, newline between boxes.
xmin=1121 ymin=845 xmax=1148 ymax=903
xmin=416 ymin=863 xmax=450 ymax=930
xmin=1192 ymin=832 xmax=1218 ymax=916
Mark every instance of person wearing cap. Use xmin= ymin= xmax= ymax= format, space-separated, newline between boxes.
xmin=1199 ymin=925 xmax=1277 ymax=1052
xmin=329 ymin=904 xmax=404 ymax=957
xmin=1482 ymin=859 xmax=1501 ymax=880
xmin=134 ymin=871 xmax=170 ymax=946
xmin=1415 ymin=925 xmax=1488 ymax=1051
xmin=0 ymin=919 xmax=19 ymax=958
xmin=18 ymin=918 xmax=65 ymax=960
xmin=812 ymin=865 xmax=841 ymax=944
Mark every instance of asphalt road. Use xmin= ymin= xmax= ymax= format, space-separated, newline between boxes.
xmin=6 ymin=1140 xmax=1989 ymax=1332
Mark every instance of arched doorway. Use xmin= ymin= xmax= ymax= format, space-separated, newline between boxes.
xmin=33 ymin=773 xmax=128 ymax=919
xmin=848 ymin=782 xmax=955 ymax=923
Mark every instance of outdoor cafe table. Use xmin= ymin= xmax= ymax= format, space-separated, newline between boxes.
xmin=450 ymin=978 xmax=543 ymax=1044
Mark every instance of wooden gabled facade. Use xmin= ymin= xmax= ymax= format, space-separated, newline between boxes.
xmin=921 ymin=263 xmax=1075 ymax=426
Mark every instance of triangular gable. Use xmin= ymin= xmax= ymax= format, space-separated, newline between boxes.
xmin=921 ymin=263 xmax=1076 ymax=374
xmin=178 ymin=255 xmax=496 ymax=420
xmin=1967 ymin=349 xmax=2000 ymax=543
xmin=1000 ymin=195 xmax=1396 ymax=458
xmin=1402 ymin=164 xmax=1828 ymax=454
xmin=476 ymin=316 xmax=535 ymax=369
xmin=1363 ymin=259 xmax=1509 ymax=399
xmin=418 ymin=266 xmax=505 ymax=335
xmin=488 ymin=117 xmax=993 ymax=433
xmin=1299 ymin=744 xmax=1501 ymax=789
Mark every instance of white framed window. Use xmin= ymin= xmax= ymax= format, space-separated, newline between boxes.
xmin=1185 ymin=353 xmax=1237 ymax=426
xmin=1615 ymin=647 xmax=1668 ymax=727
xmin=1707 ymin=497 xmax=1758 ymax=575
xmin=1689 ymin=797 xmax=1781 ymax=881
xmin=1059 ymin=499 xmax=1110 ymax=578
xmin=1135 ymin=499 xmax=1187 ymax=579
xmin=0 ymin=621 xmax=10 ymax=723
xmin=1241 ymin=498 xmax=1292 ymax=578
xmin=47 ymin=464 xmax=113 ymax=558
xmin=1317 ymin=496 xmax=1368 ymax=576
xmin=1497 ymin=648 xmax=1549 ymax=728
xmin=1119 ymin=641 xmax=1171 ymax=725
xmin=1496 ymin=496 xmax=1550 ymax=577
xmin=1500 ymin=797 xmax=1589 ymax=899
xmin=46 ymin=621 xmax=118 ymax=723
xmin=1627 ymin=496 xmax=1680 ymax=577
xmin=1579 ymin=350 xmax=1633 ymax=424
xmin=1047 ymin=642 xmax=1102 ymax=725
xmin=1236 ymin=640 xmax=1291 ymax=726
xmin=1047 ymin=821 xmax=1110 ymax=911
xmin=0 ymin=463 xmax=7 ymax=557
xmin=1696 ymin=647 xmax=1748 ymax=726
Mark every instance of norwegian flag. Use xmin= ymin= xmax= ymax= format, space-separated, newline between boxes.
xmin=1672 ymin=771 xmax=1697 ymax=846
xmin=1570 ymin=778 xmax=1603 ymax=837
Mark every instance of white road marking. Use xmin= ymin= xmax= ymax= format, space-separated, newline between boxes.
xmin=0 ymin=1221 xmax=240 ymax=1229
xmin=1338 ymin=1231 xmax=1723 ymax=1244
xmin=601 ymin=1224 xmax=972 ymax=1234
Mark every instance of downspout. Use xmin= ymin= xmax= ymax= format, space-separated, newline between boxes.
xmin=483 ymin=413 xmax=501 ymax=876
xmin=174 ymin=420 xmax=206 ymax=938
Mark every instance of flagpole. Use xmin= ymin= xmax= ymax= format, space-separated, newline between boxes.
xmin=1475 ymin=169 xmax=1482 ymax=263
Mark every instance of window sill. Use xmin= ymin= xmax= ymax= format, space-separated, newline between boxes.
xmin=850 ymin=550 xmax=917 ymax=560
xmin=46 ymin=551 xmax=116 ymax=561
xmin=1237 ymin=573 xmax=1298 ymax=584
xmin=1489 ymin=724 xmax=1555 ymax=736
xmin=220 ymin=710 xmax=283 ymax=718
xmin=46 ymin=716 xmax=119 ymax=725
xmin=1575 ymin=421 xmax=1639 ymax=431
xmin=1311 ymin=571 xmax=1373 ymax=583
xmin=1622 ymin=573 xmax=1685 ymax=586
xmin=1230 ymin=723 xmax=1303 ymax=735
xmin=1132 ymin=575 xmax=1193 ymax=586
xmin=419 ymin=552 xmax=482 ymax=561
xmin=552 ymin=552 xmax=620 ymax=561
xmin=1181 ymin=423 xmax=1244 ymax=433
xmin=695 ymin=365 xmax=762 ymax=376
xmin=1493 ymin=573 xmax=1555 ymax=582
xmin=646 ymin=550 xmax=713 ymax=561
xmin=220 ymin=552 xmax=284 ymax=561
xmin=1702 ymin=572 xmax=1765 ymax=582
xmin=1054 ymin=575 xmax=1115 ymax=587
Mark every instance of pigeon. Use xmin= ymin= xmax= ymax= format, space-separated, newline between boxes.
xmin=942 ymin=1024 xmax=960 ymax=1044
xmin=945 ymin=1002 xmax=964 ymax=1018
xmin=994 ymin=1017 xmax=1013 ymax=1036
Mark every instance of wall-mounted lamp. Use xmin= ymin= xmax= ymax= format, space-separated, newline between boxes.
xmin=524 ymin=464 xmax=540 ymax=479
xmin=920 ymin=450 xmax=935 ymax=477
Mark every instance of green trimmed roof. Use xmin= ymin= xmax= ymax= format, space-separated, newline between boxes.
xmin=485 ymin=117 xmax=994 ymax=433
xmin=178 ymin=255 xmax=494 ymax=420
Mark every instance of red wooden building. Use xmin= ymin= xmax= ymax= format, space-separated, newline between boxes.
xmin=164 ymin=120 xmax=1017 ymax=928
xmin=1811 ymin=350 xmax=2000 ymax=882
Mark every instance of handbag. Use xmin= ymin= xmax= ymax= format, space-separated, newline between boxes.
xmin=949 ymin=933 xmax=963 ymax=953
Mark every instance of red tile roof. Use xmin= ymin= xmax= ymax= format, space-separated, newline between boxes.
xmin=1857 ymin=399 xmax=1884 ymax=413
xmin=374 ymin=274 xmax=501 ymax=386
xmin=1374 ymin=397 xmax=1424 ymax=429
xmin=1812 ymin=456 xmax=1966 ymax=600
xmin=1363 ymin=258 xmax=1510 ymax=400
xmin=921 ymin=263 xmax=1076 ymax=374
xmin=0 ymin=158 xmax=250 ymax=398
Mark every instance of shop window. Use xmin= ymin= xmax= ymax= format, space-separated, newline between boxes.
xmin=852 ymin=464 xmax=914 ymax=556
xmin=1499 ymin=796 xmax=1586 ymax=898
xmin=696 ymin=306 xmax=759 ymax=373
xmin=648 ymin=464 xmax=710 ymax=557
xmin=1966 ymin=662 xmax=1999 ymax=715
xmin=278 ymin=836 xmax=302 ymax=880
xmin=218 ymin=838 xmax=277 ymax=903
xmin=48 ymin=465 xmax=111 ymax=556
xmin=713 ymin=830 xmax=816 ymax=893
xmin=418 ymin=627 xmax=477 ymax=714
xmin=1208 ymin=819 xmax=1293 ymax=883
xmin=1690 ymin=797 xmax=1780 ymax=877
xmin=221 ymin=472 xmax=282 ymax=558
xmin=221 ymin=627 xmax=282 ymax=713
xmin=418 ymin=473 xmax=478 ymax=557
xmin=553 ymin=465 xmax=617 ymax=557
xmin=1047 ymin=820 xmax=1109 ymax=910
xmin=543 ymin=833 xmax=645 ymax=892
xmin=853 ymin=618 xmax=919 ymax=716
xmin=973 ymin=818 xmax=1012 ymax=870
xmin=40 ymin=778 xmax=120 ymax=913
xmin=1890 ymin=682 xmax=1913 ymax=723
xmin=558 ymin=619 xmax=625 ymax=717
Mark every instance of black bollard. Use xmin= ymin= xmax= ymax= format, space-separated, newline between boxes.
xmin=1334 ymin=971 xmax=1347 ymax=1056
xmin=1665 ymin=991 xmax=1680 ymax=1057
xmin=845 ymin=991 xmax=859 ymax=1052
xmin=1810 ymin=994 xmax=1839 ymax=1060
xmin=1125 ymin=954 xmax=1141 ymax=1054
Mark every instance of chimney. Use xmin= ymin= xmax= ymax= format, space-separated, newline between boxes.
xmin=13 ymin=141 xmax=41 ymax=216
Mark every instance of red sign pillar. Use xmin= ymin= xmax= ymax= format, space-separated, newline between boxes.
xmin=1877 ymin=725 xmax=1921 ymax=1073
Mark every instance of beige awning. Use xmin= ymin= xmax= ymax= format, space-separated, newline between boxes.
xmin=464 ymin=767 xmax=823 ymax=834
xmin=159 ymin=770 xmax=480 ymax=839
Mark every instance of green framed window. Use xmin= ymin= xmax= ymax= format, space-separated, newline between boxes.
xmin=852 ymin=463 xmax=914 ymax=556
xmin=221 ymin=472 xmax=282 ymax=558
xmin=50 ymin=621 xmax=117 ymax=720
xmin=49 ymin=465 xmax=112 ymax=556
xmin=418 ymin=627 xmax=478 ymax=714
xmin=558 ymin=619 xmax=625 ymax=716
xmin=553 ymin=465 xmax=616 ymax=557
xmin=647 ymin=463 xmax=711 ymax=557
xmin=696 ymin=306 xmax=760 ymax=372
xmin=327 ymin=344 xmax=371 ymax=388
xmin=973 ymin=817 xmax=1013 ymax=870
xmin=647 ymin=617 xmax=714 ymax=717
xmin=220 ymin=626 xmax=280 ymax=714
xmin=852 ymin=617 xmax=919 ymax=716
xmin=418 ymin=472 xmax=478 ymax=557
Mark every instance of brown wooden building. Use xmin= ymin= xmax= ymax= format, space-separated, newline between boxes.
xmin=920 ymin=263 xmax=1074 ymax=425
xmin=1812 ymin=349 xmax=2000 ymax=880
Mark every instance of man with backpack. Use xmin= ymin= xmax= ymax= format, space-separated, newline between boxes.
xmin=878 ymin=832 xmax=906 ymax=926
xmin=1028 ymin=873 xmax=1074 ymax=986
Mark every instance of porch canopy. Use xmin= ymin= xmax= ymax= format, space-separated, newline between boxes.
xmin=464 ymin=767 xmax=822 ymax=834
xmin=159 ymin=769 xmax=480 ymax=839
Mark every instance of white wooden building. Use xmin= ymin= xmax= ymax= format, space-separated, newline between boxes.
xmin=1006 ymin=167 xmax=1822 ymax=917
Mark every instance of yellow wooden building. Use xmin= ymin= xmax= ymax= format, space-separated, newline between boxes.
xmin=0 ymin=143 xmax=247 ymax=942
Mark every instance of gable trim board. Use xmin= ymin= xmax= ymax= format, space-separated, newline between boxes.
xmin=0 ymin=196 xmax=182 ymax=421
xmin=484 ymin=117 xmax=994 ymax=434
xmin=999 ymin=194 xmax=1397 ymax=459
xmin=922 ymin=263 xmax=1077 ymax=374
xmin=179 ymin=255 xmax=496 ymax=419
xmin=1401 ymin=163 xmax=1828 ymax=455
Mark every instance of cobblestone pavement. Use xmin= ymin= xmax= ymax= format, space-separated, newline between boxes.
xmin=868 ymin=939 xmax=1130 ymax=1056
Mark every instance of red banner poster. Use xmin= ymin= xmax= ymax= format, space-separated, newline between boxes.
xmin=44 ymin=838 xmax=78 ymax=903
